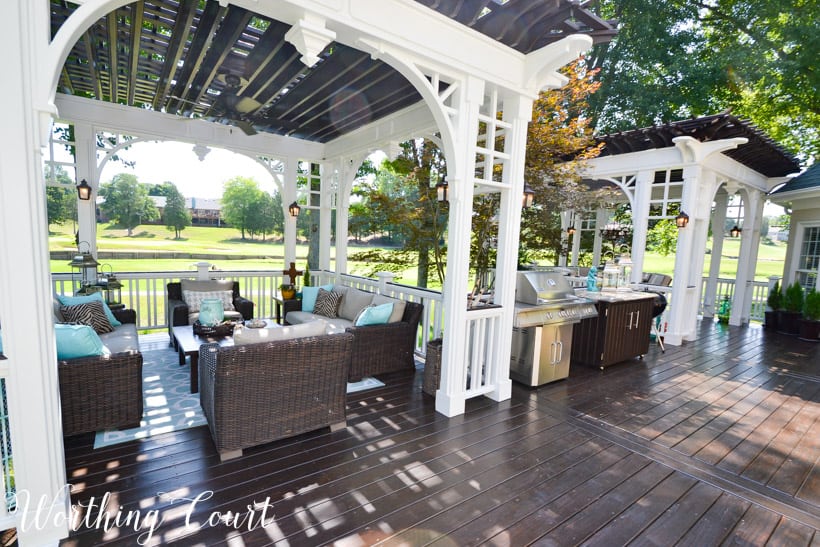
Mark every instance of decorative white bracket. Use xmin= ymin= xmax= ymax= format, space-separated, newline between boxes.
xmin=285 ymin=13 xmax=337 ymax=67
xmin=673 ymin=136 xmax=748 ymax=164
xmin=524 ymin=34 xmax=593 ymax=92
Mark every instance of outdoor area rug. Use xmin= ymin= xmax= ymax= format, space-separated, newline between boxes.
xmin=94 ymin=349 xmax=385 ymax=449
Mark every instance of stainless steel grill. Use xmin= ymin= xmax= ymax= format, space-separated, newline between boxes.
xmin=510 ymin=270 xmax=598 ymax=386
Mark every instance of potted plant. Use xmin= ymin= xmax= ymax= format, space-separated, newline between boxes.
xmin=279 ymin=283 xmax=296 ymax=300
xmin=765 ymin=280 xmax=782 ymax=331
xmin=798 ymin=288 xmax=820 ymax=341
xmin=778 ymin=281 xmax=804 ymax=335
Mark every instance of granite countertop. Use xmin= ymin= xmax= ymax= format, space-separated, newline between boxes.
xmin=575 ymin=289 xmax=658 ymax=303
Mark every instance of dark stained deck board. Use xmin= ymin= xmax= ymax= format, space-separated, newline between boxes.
xmin=58 ymin=322 xmax=820 ymax=546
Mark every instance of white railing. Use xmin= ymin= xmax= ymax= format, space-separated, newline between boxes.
xmin=52 ymin=269 xmax=445 ymax=356
xmin=463 ymin=305 xmax=505 ymax=398
xmin=701 ymin=277 xmax=771 ymax=322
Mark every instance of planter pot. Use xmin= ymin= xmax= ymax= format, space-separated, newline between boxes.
xmin=777 ymin=310 xmax=802 ymax=336
xmin=764 ymin=310 xmax=779 ymax=331
xmin=798 ymin=319 xmax=820 ymax=342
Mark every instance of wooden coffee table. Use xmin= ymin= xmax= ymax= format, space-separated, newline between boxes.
xmin=172 ymin=319 xmax=278 ymax=393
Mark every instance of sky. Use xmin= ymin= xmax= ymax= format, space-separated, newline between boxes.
xmin=98 ymin=141 xmax=278 ymax=199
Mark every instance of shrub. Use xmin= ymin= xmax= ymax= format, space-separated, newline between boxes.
xmin=804 ymin=289 xmax=820 ymax=321
xmin=766 ymin=280 xmax=783 ymax=311
xmin=783 ymin=281 xmax=805 ymax=313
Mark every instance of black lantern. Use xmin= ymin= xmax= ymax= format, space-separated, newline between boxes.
xmin=675 ymin=211 xmax=690 ymax=228
xmin=522 ymin=183 xmax=535 ymax=208
xmin=730 ymin=225 xmax=742 ymax=238
xmin=76 ymin=179 xmax=92 ymax=201
xmin=68 ymin=243 xmax=99 ymax=294
xmin=436 ymin=180 xmax=449 ymax=202
xmin=288 ymin=201 xmax=301 ymax=217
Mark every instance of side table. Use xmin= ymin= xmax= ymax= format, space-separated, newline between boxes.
xmin=272 ymin=292 xmax=301 ymax=324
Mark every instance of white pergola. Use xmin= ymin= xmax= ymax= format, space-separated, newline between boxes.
xmin=566 ymin=115 xmax=800 ymax=345
xmin=0 ymin=1 xmax=605 ymax=542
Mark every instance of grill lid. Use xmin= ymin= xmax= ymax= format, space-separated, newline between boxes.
xmin=515 ymin=270 xmax=573 ymax=304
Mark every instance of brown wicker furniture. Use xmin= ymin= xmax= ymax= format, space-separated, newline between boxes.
xmin=58 ymin=308 xmax=143 ymax=436
xmin=198 ymin=332 xmax=354 ymax=461
xmin=172 ymin=319 xmax=278 ymax=393
xmin=167 ymin=280 xmax=255 ymax=344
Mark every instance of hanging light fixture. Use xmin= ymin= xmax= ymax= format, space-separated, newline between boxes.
xmin=675 ymin=211 xmax=690 ymax=228
xmin=567 ymin=226 xmax=576 ymax=236
xmin=76 ymin=179 xmax=92 ymax=201
xmin=522 ymin=183 xmax=535 ymax=208
xmin=730 ymin=225 xmax=742 ymax=238
xmin=288 ymin=201 xmax=301 ymax=217
xmin=436 ymin=179 xmax=449 ymax=202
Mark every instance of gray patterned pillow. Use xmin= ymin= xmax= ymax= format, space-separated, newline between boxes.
xmin=60 ymin=300 xmax=115 ymax=334
xmin=313 ymin=289 xmax=342 ymax=318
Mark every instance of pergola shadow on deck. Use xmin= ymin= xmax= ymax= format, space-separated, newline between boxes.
xmin=61 ymin=322 xmax=820 ymax=546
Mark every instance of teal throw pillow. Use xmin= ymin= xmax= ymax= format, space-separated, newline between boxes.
xmin=54 ymin=324 xmax=109 ymax=360
xmin=56 ymin=292 xmax=122 ymax=327
xmin=301 ymin=284 xmax=334 ymax=313
xmin=354 ymin=303 xmax=394 ymax=326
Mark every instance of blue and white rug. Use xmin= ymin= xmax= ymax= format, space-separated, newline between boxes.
xmin=94 ymin=349 xmax=385 ymax=449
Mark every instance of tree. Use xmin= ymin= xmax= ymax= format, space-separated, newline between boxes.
xmin=45 ymin=165 xmax=77 ymax=228
xmin=99 ymin=173 xmax=159 ymax=236
xmin=647 ymin=219 xmax=679 ymax=256
xmin=247 ymin=191 xmax=277 ymax=241
xmin=588 ymin=0 xmax=819 ymax=160
xmin=221 ymin=177 xmax=264 ymax=240
xmin=159 ymin=182 xmax=191 ymax=239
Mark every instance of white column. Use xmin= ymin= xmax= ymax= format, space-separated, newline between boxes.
xmin=73 ymin=122 xmax=98 ymax=256
xmin=334 ymin=157 xmax=361 ymax=274
xmin=731 ymin=189 xmax=764 ymax=325
xmin=558 ymin=211 xmax=571 ymax=267
xmin=436 ymin=75 xmax=484 ymax=417
xmin=592 ymin=208 xmax=607 ymax=267
xmin=283 ymin=158 xmax=298 ymax=267
xmin=0 ymin=0 xmax=69 ymax=543
xmin=318 ymin=162 xmax=332 ymax=271
xmin=487 ymin=93 xmax=532 ymax=403
xmin=570 ymin=213 xmax=582 ymax=267
xmin=630 ymin=170 xmax=653 ymax=282
xmin=703 ymin=190 xmax=728 ymax=318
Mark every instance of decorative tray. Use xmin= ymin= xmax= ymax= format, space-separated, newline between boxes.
xmin=246 ymin=319 xmax=267 ymax=329
xmin=193 ymin=320 xmax=236 ymax=337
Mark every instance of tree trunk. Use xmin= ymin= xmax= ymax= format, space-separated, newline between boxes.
xmin=417 ymin=242 xmax=429 ymax=288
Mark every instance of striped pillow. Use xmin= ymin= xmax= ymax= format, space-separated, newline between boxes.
xmin=313 ymin=289 xmax=342 ymax=318
xmin=60 ymin=300 xmax=115 ymax=334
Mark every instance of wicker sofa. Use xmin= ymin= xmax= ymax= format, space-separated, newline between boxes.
xmin=198 ymin=332 xmax=354 ymax=461
xmin=285 ymin=286 xmax=423 ymax=381
xmin=58 ymin=308 xmax=144 ymax=436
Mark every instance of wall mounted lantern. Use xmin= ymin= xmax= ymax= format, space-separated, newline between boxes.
xmin=76 ymin=179 xmax=92 ymax=201
xmin=522 ymin=183 xmax=535 ymax=208
xmin=436 ymin=180 xmax=449 ymax=203
xmin=288 ymin=201 xmax=301 ymax=217
xmin=675 ymin=211 xmax=690 ymax=228
xmin=729 ymin=225 xmax=742 ymax=238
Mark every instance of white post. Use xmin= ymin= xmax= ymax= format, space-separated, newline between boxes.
xmin=0 ymin=0 xmax=70 ymax=543
xmin=703 ymin=190 xmax=728 ymax=318
xmin=334 ymin=156 xmax=363 ymax=274
xmin=570 ymin=212 xmax=582 ymax=267
xmin=731 ymin=189 xmax=764 ymax=325
xmin=318 ymin=162 xmax=332 ymax=271
xmin=436 ymin=75 xmax=484 ymax=418
xmin=195 ymin=261 xmax=211 ymax=280
xmin=592 ymin=208 xmax=607 ymax=268
xmin=630 ymin=170 xmax=653 ymax=282
xmin=283 ymin=157 xmax=298 ymax=267
xmin=558 ymin=211 xmax=571 ymax=267
xmin=376 ymin=271 xmax=394 ymax=293
xmin=73 ymin=122 xmax=99 ymax=258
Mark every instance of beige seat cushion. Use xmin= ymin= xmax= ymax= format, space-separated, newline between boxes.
xmin=234 ymin=320 xmax=328 ymax=345
xmin=338 ymin=287 xmax=374 ymax=321
xmin=285 ymin=311 xmax=353 ymax=334
xmin=98 ymin=323 xmax=140 ymax=354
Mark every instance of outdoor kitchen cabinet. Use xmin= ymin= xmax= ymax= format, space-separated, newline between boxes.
xmin=571 ymin=291 xmax=655 ymax=369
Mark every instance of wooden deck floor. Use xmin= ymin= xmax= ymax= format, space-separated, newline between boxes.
xmin=61 ymin=321 xmax=820 ymax=546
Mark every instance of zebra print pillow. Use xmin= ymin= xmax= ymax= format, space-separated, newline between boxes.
xmin=60 ymin=300 xmax=115 ymax=334
xmin=313 ymin=288 xmax=342 ymax=318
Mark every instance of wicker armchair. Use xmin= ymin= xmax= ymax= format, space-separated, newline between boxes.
xmin=167 ymin=281 xmax=254 ymax=343
xmin=347 ymin=301 xmax=423 ymax=381
xmin=58 ymin=308 xmax=143 ymax=436
xmin=199 ymin=332 xmax=354 ymax=461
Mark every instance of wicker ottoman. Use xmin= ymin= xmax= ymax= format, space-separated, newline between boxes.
xmin=423 ymin=338 xmax=443 ymax=396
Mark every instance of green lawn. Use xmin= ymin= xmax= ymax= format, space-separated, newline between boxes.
xmin=50 ymin=223 xmax=786 ymax=284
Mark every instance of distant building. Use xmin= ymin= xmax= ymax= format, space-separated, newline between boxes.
xmin=98 ymin=196 xmax=224 ymax=226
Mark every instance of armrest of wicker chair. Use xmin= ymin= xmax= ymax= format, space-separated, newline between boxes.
xmin=58 ymin=350 xmax=143 ymax=436
xmin=233 ymin=295 xmax=255 ymax=320
xmin=112 ymin=307 xmax=136 ymax=324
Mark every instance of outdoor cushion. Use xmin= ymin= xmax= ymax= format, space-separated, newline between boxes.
xmin=97 ymin=323 xmax=140 ymax=354
xmin=234 ymin=320 xmax=327 ymax=345
xmin=54 ymin=323 xmax=109 ymax=360
xmin=285 ymin=311 xmax=353 ymax=334
xmin=355 ymin=303 xmax=394 ymax=326
xmin=371 ymin=294 xmax=406 ymax=323
xmin=314 ymin=289 xmax=342 ymax=318
xmin=301 ymin=284 xmax=334 ymax=313
xmin=57 ymin=292 xmax=122 ymax=327
xmin=182 ymin=289 xmax=236 ymax=313
xmin=60 ymin=301 xmax=115 ymax=334
xmin=338 ymin=287 xmax=375 ymax=321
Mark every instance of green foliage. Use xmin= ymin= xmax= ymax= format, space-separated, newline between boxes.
xmin=99 ymin=173 xmax=159 ymax=236
xmin=159 ymin=182 xmax=191 ymax=239
xmin=803 ymin=289 xmax=820 ymax=321
xmin=221 ymin=177 xmax=279 ymax=240
xmin=46 ymin=188 xmax=76 ymax=227
xmin=767 ymin=280 xmax=783 ymax=310
xmin=783 ymin=281 xmax=805 ymax=312
xmin=647 ymin=219 xmax=679 ymax=256
xmin=589 ymin=0 xmax=818 ymax=160
xmin=347 ymin=248 xmax=417 ymax=277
